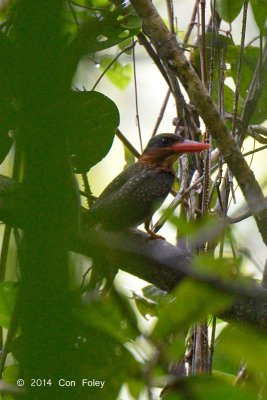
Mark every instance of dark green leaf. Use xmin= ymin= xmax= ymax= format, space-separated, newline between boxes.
xmin=70 ymin=4 xmax=141 ymax=56
xmin=76 ymin=325 xmax=138 ymax=399
xmin=67 ymin=90 xmax=120 ymax=173
xmin=76 ymin=291 xmax=138 ymax=343
xmin=215 ymin=0 xmax=244 ymax=22
xmin=0 ymin=282 xmax=17 ymax=328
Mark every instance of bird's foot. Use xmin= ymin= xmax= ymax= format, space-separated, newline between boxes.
xmin=146 ymin=227 xmax=165 ymax=241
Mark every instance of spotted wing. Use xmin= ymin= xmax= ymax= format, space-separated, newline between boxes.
xmin=92 ymin=165 xmax=174 ymax=230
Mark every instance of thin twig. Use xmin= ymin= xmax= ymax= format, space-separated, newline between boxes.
xmin=67 ymin=0 xmax=79 ymax=27
xmin=151 ymin=89 xmax=171 ymax=137
xmin=132 ymin=38 xmax=143 ymax=152
xmin=199 ymin=0 xmax=208 ymax=87
xmin=208 ymin=316 xmax=216 ymax=372
xmin=245 ymin=35 xmax=260 ymax=48
xmin=70 ymin=0 xmax=105 ymax=11
xmin=79 ymin=190 xmax=97 ymax=201
xmin=183 ymin=0 xmax=198 ymax=45
xmin=115 ymin=129 xmax=140 ymax=159
xmin=137 ymin=32 xmax=171 ymax=88
xmin=81 ymin=174 xmax=94 ymax=208
xmin=166 ymin=0 xmax=175 ymax=34
xmin=232 ymin=0 xmax=249 ymax=137
xmin=91 ymin=41 xmax=135 ymax=91
xmin=166 ymin=67 xmax=186 ymax=122
xmin=240 ymin=44 xmax=267 ymax=142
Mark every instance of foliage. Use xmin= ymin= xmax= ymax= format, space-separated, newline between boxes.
xmin=0 ymin=0 xmax=266 ymax=400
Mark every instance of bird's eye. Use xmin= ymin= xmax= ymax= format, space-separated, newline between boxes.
xmin=160 ymin=137 xmax=170 ymax=146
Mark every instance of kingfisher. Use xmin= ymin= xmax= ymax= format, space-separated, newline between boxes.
xmin=83 ymin=134 xmax=210 ymax=236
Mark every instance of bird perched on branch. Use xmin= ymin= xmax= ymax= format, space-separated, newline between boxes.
xmin=83 ymin=133 xmax=210 ymax=236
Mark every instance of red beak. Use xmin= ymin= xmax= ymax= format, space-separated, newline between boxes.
xmin=167 ymin=139 xmax=211 ymax=153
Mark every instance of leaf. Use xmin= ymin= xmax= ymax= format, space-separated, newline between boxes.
xmin=250 ymin=0 xmax=267 ymax=33
xmin=100 ymin=58 xmax=132 ymax=90
xmin=134 ymin=285 xmax=168 ymax=318
xmin=76 ymin=325 xmax=138 ymax=400
xmin=76 ymin=290 xmax=138 ymax=343
xmin=215 ymin=0 xmax=244 ymax=22
xmin=251 ymin=61 xmax=267 ymax=124
xmin=70 ymin=4 xmax=141 ymax=56
xmin=3 ymin=364 xmax=19 ymax=385
xmin=66 ymin=90 xmax=120 ymax=173
xmin=225 ymin=44 xmax=267 ymax=123
xmin=0 ymin=282 xmax=17 ymax=329
xmin=218 ymin=323 xmax=267 ymax=377
xmin=226 ymin=46 xmax=259 ymax=98
xmin=164 ymin=375 xmax=257 ymax=400
xmin=154 ymin=279 xmax=232 ymax=338
xmin=127 ymin=379 xmax=145 ymax=398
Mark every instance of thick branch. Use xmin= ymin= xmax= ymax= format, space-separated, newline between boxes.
xmin=130 ymin=0 xmax=267 ymax=245
xmin=1 ymin=174 xmax=267 ymax=331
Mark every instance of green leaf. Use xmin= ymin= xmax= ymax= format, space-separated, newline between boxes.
xmin=76 ymin=325 xmax=138 ymax=399
xmin=0 ymin=282 xmax=17 ymax=329
xmin=71 ymin=4 xmax=141 ymax=55
xmin=212 ymin=370 xmax=236 ymax=385
xmin=134 ymin=285 xmax=168 ymax=318
xmin=164 ymin=375 xmax=257 ymax=400
xmin=127 ymin=379 xmax=145 ymax=398
xmin=3 ymin=364 xmax=19 ymax=385
xmin=165 ymin=336 xmax=186 ymax=361
xmin=215 ymin=0 xmax=244 ymax=22
xmin=76 ymin=290 xmax=138 ymax=343
xmin=154 ymin=279 xmax=232 ymax=338
xmin=226 ymin=46 xmax=259 ymax=98
xmin=123 ymin=145 xmax=136 ymax=169
xmin=0 ymin=99 xmax=14 ymax=165
xmin=66 ymin=90 xmax=120 ymax=173
xmin=218 ymin=323 xmax=267 ymax=377
xmin=212 ymin=345 xmax=240 ymax=375
xmin=250 ymin=0 xmax=267 ymax=32
xmin=225 ymin=45 xmax=267 ymax=122
xmin=100 ymin=58 xmax=132 ymax=90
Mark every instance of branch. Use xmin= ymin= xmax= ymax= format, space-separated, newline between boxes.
xmin=129 ymin=0 xmax=267 ymax=246
xmin=1 ymin=174 xmax=267 ymax=331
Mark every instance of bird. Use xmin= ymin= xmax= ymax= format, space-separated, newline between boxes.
xmin=83 ymin=133 xmax=210 ymax=236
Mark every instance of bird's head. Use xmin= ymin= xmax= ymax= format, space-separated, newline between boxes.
xmin=139 ymin=133 xmax=211 ymax=171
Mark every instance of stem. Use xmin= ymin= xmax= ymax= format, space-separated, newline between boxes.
xmin=91 ymin=42 xmax=135 ymax=91
xmin=115 ymin=128 xmax=140 ymax=159
xmin=132 ymin=39 xmax=143 ymax=152
xmin=232 ymin=0 xmax=248 ymax=138
xmin=183 ymin=0 xmax=198 ymax=45
xmin=81 ymin=173 xmax=94 ymax=208
xmin=208 ymin=316 xmax=216 ymax=372
xmin=151 ymin=89 xmax=171 ymax=137
xmin=199 ymin=0 xmax=208 ymax=87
